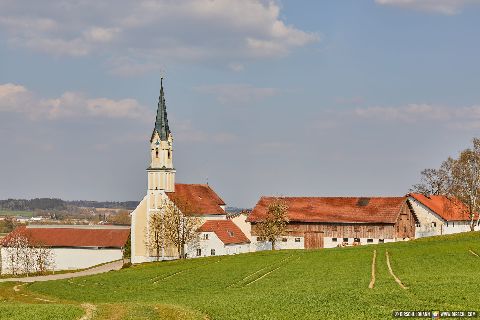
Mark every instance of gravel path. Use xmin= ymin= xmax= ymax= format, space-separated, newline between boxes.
xmin=0 ymin=260 xmax=123 ymax=283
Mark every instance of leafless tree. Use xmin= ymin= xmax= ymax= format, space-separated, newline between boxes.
xmin=162 ymin=199 xmax=202 ymax=259
xmin=256 ymin=198 xmax=289 ymax=250
xmin=32 ymin=244 xmax=55 ymax=273
xmin=2 ymin=229 xmax=54 ymax=275
xmin=145 ymin=210 xmax=165 ymax=261
xmin=4 ymin=231 xmax=30 ymax=275
xmin=411 ymin=159 xmax=454 ymax=196
xmin=450 ymin=139 xmax=480 ymax=231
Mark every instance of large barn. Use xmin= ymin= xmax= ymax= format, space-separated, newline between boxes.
xmin=247 ymin=196 xmax=417 ymax=249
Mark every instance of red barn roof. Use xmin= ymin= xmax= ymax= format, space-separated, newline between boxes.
xmin=247 ymin=196 xmax=407 ymax=224
xmin=198 ymin=220 xmax=250 ymax=245
xmin=1 ymin=226 xmax=130 ymax=248
xmin=408 ymin=193 xmax=472 ymax=221
xmin=166 ymin=184 xmax=226 ymax=215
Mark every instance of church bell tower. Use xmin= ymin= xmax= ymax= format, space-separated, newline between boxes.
xmin=147 ymin=78 xmax=175 ymax=192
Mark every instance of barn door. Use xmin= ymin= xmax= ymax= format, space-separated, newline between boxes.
xmin=304 ymin=232 xmax=324 ymax=249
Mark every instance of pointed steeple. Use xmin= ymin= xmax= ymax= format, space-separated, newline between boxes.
xmin=152 ymin=78 xmax=171 ymax=141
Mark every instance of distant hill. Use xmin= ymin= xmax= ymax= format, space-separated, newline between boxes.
xmin=0 ymin=198 xmax=139 ymax=211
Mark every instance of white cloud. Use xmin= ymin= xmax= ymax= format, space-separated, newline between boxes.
xmin=0 ymin=83 xmax=151 ymax=121
xmin=0 ymin=1 xmax=318 ymax=74
xmin=195 ymin=84 xmax=278 ymax=105
xmin=374 ymin=0 xmax=480 ymax=15
xmin=352 ymin=103 xmax=480 ymax=129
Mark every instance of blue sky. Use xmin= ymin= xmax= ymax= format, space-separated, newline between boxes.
xmin=1 ymin=0 xmax=480 ymax=207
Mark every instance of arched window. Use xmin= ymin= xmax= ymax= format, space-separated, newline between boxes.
xmin=155 ymin=148 xmax=159 ymax=158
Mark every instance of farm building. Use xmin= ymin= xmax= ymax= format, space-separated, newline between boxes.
xmin=0 ymin=225 xmax=130 ymax=274
xmin=247 ymin=196 xmax=417 ymax=249
xmin=196 ymin=220 xmax=250 ymax=257
xmin=408 ymin=193 xmax=480 ymax=237
xmin=130 ymin=80 xmax=249 ymax=263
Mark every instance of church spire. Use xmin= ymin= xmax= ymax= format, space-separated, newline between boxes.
xmin=152 ymin=78 xmax=171 ymax=142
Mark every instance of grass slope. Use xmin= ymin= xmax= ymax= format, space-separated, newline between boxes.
xmin=2 ymin=232 xmax=480 ymax=320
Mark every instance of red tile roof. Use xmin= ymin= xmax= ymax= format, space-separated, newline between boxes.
xmin=198 ymin=220 xmax=250 ymax=245
xmin=1 ymin=226 xmax=130 ymax=248
xmin=408 ymin=193 xmax=472 ymax=221
xmin=247 ymin=196 xmax=407 ymax=224
xmin=167 ymin=184 xmax=226 ymax=215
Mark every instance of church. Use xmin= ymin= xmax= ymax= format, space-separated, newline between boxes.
xmin=130 ymin=80 xmax=250 ymax=263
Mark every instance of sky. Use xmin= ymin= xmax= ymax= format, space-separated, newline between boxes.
xmin=1 ymin=0 xmax=480 ymax=208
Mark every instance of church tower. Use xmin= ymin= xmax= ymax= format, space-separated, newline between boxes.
xmin=147 ymin=78 xmax=175 ymax=192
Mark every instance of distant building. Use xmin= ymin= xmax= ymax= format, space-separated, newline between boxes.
xmin=408 ymin=193 xmax=479 ymax=237
xmin=130 ymin=80 xmax=249 ymax=263
xmin=1 ymin=225 xmax=130 ymax=274
xmin=246 ymin=196 xmax=417 ymax=249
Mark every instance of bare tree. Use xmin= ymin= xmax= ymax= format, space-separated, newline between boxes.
xmin=256 ymin=198 xmax=289 ymax=250
xmin=2 ymin=229 xmax=54 ymax=275
xmin=32 ymin=244 xmax=55 ymax=274
xmin=3 ymin=231 xmax=30 ymax=275
xmin=450 ymin=140 xmax=480 ymax=231
xmin=145 ymin=211 xmax=165 ymax=261
xmin=411 ymin=159 xmax=454 ymax=195
xmin=162 ymin=199 xmax=202 ymax=259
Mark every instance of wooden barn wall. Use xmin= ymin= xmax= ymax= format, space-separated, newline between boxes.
xmin=395 ymin=201 xmax=416 ymax=239
xmin=251 ymin=222 xmax=396 ymax=239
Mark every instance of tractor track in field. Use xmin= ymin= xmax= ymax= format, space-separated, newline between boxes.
xmin=245 ymin=258 xmax=299 ymax=287
xmin=385 ymin=251 xmax=408 ymax=290
xmin=152 ymin=258 xmax=225 ymax=284
xmin=469 ymin=249 xmax=479 ymax=257
xmin=368 ymin=250 xmax=377 ymax=289
xmin=226 ymin=254 xmax=295 ymax=288
xmin=79 ymin=303 xmax=97 ymax=320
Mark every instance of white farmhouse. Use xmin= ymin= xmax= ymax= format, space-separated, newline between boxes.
xmin=408 ymin=193 xmax=479 ymax=237
xmin=1 ymin=225 xmax=130 ymax=274
xmin=196 ymin=220 xmax=250 ymax=257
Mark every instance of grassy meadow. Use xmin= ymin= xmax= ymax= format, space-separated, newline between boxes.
xmin=1 ymin=232 xmax=480 ymax=319
xmin=0 ymin=210 xmax=34 ymax=217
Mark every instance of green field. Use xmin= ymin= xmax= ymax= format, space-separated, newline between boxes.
xmin=0 ymin=210 xmax=34 ymax=217
xmin=2 ymin=232 xmax=480 ymax=319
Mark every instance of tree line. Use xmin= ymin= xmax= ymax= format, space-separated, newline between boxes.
xmin=0 ymin=198 xmax=139 ymax=211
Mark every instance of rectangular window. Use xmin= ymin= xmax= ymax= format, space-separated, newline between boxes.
xmin=282 ymin=237 xmax=288 ymax=242
xmin=343 ymin=238 xmax=348 ymax=243
xmin=453 ymin=222 xmax=455 ymax=227
xmin=294 ymin=238 xmax=301 ymax=242
xmin=379 ymin=239 xmax=384 ymax=243
xmin=432 ymin=222 xmax=437 ymax=228
xmin=354 ymin=226 xmax=360 ymax=232
xmin=211 ymin=249 xmax=215 ymax=256
xmin=203 ymin=234 xmax=209 ymax=240
xmin=367 ymin=239 xmax=373 ymax=243
xmin=332 ymin=237 xmax=337 ymax=242
xmin=196 ymin=249 xmax=201 ymax=256
xmin=354 ymin=238 xmax=360 ymax=243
